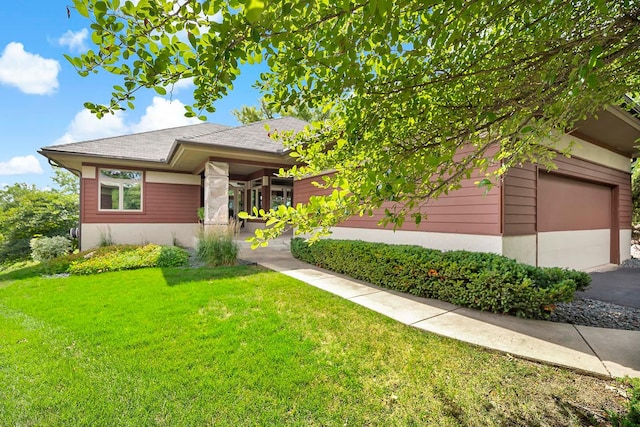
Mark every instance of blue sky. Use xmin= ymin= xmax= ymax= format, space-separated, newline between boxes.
xmin=0 ymin=1 xmax=264 ymax=188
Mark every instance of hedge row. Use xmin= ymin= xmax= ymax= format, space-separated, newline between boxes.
xmin=290 ymin=238 xmax=590 ymax=319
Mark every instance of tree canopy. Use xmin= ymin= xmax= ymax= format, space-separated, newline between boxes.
xmin=0 ymin=172 xmax=79 ymax=262
xmin=232 ymin=98 xmax=331 ymax=124
xmin=69 ymin=0 xmax=640 ymax=243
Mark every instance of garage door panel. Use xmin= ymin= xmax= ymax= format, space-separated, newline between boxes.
xmin=538 ymin=173 xmax=611 ymax=232
xmin=538 ymin=172 xmax=613 ymax=269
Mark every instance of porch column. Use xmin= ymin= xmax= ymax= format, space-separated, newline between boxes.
xmin=204 ymin=161 xmax=229 ymax=227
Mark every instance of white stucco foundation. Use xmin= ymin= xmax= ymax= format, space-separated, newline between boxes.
xmin=81 ymin=223 xmax=200 ymax=250
xmin=325 ymin=227 xmax=503 ymax=254
xmin=502 ymin=235 xmax=537 ymax=265
xmin=620 ymin=228 xmax=632 ymax=263
xmin=538 ymin=229 xmax=610 ymax=270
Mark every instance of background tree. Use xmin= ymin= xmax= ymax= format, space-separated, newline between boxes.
xmin=232 ymin=98 xmax=274 ymax=124
xmin=232 ymin=98 xmax=331 ymax=125
xmin=0 ymin=170 xmax=79 ymax=262
xmin=69 ymin=0 xmax=640 ymax=242
xmin=52 ymin=168 xmax=80 ymax=194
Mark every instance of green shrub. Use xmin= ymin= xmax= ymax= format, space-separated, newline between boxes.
xmin=43 ymin=251 xmax=85 ymax=274
xmin=30 ymin=236 xmax=72 ymax=262
xmin=196 ymin=225 xmax=238 ymax=267
xmin=290 ymin=238 xmax=591 ymax=319
xmin=157 ymin=245 xmax=190 ymax=267
xmin=609 ymin=378 xmax=640 ymax=426
xmin=68 ymin=244 xmax=189 ymax=275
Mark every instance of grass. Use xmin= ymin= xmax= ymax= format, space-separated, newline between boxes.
xmin=0 ymin=265 xmax=632 ymax=426
xmin=196 ymin=223 xmax=239 ymax=266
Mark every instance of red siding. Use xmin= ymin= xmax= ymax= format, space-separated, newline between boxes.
xmin=83 ymin=177 xmax=200 ymax=224
xmin=503 ymin=164 xmax=537 ymax=235
xmin=294 ymin=173 xmax=502 ymax=236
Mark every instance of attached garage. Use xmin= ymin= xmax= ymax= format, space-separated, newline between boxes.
xmin=537 ymin=172 xmax=615 ymax=270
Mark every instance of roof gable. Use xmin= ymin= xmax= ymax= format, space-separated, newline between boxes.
xmin=40 ymin=117 xmax=308 ymax=164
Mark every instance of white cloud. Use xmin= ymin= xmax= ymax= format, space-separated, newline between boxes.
xmin=0 ymin=42 xmax=61 ymax=95
xmin=164 ymin=77 xmax=194 ymax=93
xmin=0 ymin=155 xmax=44 ymax=176
xmin=54 ymin=109 xmax=128 ymax=145
xmin=58 ymin=28 xmax=88 ymax=53
xmin=54 ymin=97 xmax=199 ymax=144
xmin=131 ymin=97 xmax=199 ymax=133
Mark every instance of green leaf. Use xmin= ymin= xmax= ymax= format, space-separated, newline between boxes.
xmin=73 ymin=0 xmax=89 ymax=17
xmin=476 ymin=178 xmax=492 ymax=188
xmin=154 ymin=86 xmax=167 ymax=95
xmin=244 ymin=0 xmax=264 ymax=24
xmin=589 ymin=46 xmax=602 ymax=69
xmin=94 ymin=1 xmax=107 ymax=13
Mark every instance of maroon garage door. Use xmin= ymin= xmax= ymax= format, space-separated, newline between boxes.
xmin=537 ymin=172 xmax=615 ymax=268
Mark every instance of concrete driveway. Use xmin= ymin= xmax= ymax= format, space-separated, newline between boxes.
xmin=581 ymin=268 xmax=640 ymax=308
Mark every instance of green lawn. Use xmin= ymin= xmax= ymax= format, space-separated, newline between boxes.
xmin=0 ymin=265 xmax=629 ymax=426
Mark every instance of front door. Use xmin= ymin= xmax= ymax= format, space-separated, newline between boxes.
xmin=228 ymin=182 xmax=245 ymax=219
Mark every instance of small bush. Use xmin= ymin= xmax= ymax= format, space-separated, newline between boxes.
xmin=196 ymin=224 xmax=238 ymax=267
xmin=290 ymin=238 xmax=591 ymax=319
xmin=609 ymin=379 xmax=640 ymax=426
xmin=30 ymin=236 xmax=72 ymax=262
xmin=157 ymin=245 xmax=190 ymax=267
xmin=43 ymin=252 xmax=85 ymax=274
xmin=68 ymin=244 xmax=189 ymax=275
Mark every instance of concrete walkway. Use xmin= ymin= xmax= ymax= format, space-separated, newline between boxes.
xmin=239 ymin=244 xmax=640 ymax=379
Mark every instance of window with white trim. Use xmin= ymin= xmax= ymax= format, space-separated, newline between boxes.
xmin=99 ymin=169 xmax=142 ymax=211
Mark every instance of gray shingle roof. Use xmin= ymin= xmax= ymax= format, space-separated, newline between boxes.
xmin=179 ymin=117 xmax=309 ymax=154
xmin=40 ymin=117 xmax=308 ymax=163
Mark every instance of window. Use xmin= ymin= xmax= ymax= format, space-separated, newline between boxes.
xmin=270 ymin=178 xmax=293 ymax=209
xmin=250 ymin=178 xmax=262 ymax=212
xmin=270 ymin=186 xmax=292 ymax=209
xmin=99 ymin=169 xmax=142 ymax=211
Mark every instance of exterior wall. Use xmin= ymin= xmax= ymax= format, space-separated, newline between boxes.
xmin=146 ymin=171 xmax=200 ymax=186
xmin=549 ymin=155 xmax=632 ymax=230
xmin=538 ymin=229 xmax=610 ymax=270
xmin=502 ymin=164 xmax=537 ymax=235
xmin=294 ymin=146 xmax=502 ymax=236
xmin=552 ymin=134 xmax=631 ymax=173
xmin=80 ymin=165 xmax=201 ymax=249
xmin=315 ymin=227 xmax=503 ymax=254
xmin=502 ymin=143 xmax=632 ymax=269
xmin=620 ymin=229 xmax=632 ymax=263
xmin=81 ymin=223 xmax=200 ymax=249
xmin=82 ymin=167 xmax=200 ymax=224
xmin=294 ymin=138 xmax=632 ymax=270
xmin=501 ymin=235 xmax=537 ymax=265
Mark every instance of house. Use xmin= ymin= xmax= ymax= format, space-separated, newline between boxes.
xmin=295 ymin=105 xmax=640 ymax=271
xmin=39 ymin=117 xmax=307 ymax=249
xmin=39 ymin=107 xmax=640 ymax=271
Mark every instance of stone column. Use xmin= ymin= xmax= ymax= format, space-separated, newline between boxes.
xmin=204 ymin=161 xmax=229 ymax=228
